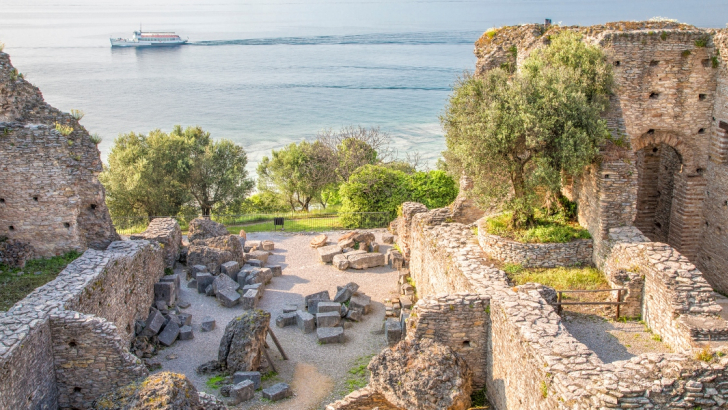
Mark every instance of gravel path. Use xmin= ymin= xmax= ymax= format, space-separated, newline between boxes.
xmin=157 ymin=230 xmax=399 ymax=410
xmin=561 ymin=312 xmax=671 ymax=363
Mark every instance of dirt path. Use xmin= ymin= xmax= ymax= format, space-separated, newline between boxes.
xmin=157 ymin=230 xmax=399 ymax=409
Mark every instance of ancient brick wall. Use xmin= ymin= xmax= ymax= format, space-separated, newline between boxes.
xmin=406 ymin=294 xmax=490 ymax=388
xmin=477 ymin=230 xmax=592 ymax=268
xmin=50 ymin=311 xmax=147 ymax=409
xmin=129 ymin=217 xmax=181 ymax=268
xmin=0 ymin=240 xmax=163 ymax=410
xmin=0 ymin=52 xmax=118 ymax=257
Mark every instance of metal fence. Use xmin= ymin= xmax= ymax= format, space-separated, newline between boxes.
xmin=111 ymin=212 xmax=392 ymax=236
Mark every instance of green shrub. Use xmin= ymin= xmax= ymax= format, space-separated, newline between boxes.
xmin=409 ymin=170 xmax=458 ymax=209
xmin=485 ymin=212 xmax=590 ymax=243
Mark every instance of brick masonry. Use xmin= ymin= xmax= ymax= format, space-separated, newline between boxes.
xmin=0 ymin=52 xmax=119 ymax=258
xmin=129 ymin=217 xmax=182 ymax=269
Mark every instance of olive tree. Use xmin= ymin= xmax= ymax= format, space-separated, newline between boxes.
xmin=441 ymin=32 xmax=613 ymax=227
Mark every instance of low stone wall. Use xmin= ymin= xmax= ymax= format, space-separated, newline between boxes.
xmin=129 ymin=217 xmax=181 ymax=268
xmin=478 ymin=230 xmax=593 ymax=268
xmin=325 ymin=386 xmax=401 ymax=410
xmin=406 ymin=294 xmax=489 ymax=388
xmin=0 ymin=239 xmax=163 ymax=410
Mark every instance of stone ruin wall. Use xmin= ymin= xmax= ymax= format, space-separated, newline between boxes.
xmin=477 ymin=230 xmax=593 ymax=268
xmin=387 ymin=202 xmax=728 ymax=409
xmin=0 ymin=51 xmax=119 ymax=258
xmin=325 ymin=386 xmax=402 ymax=410
xmin=129 ymin=217 xmax=182 ymax=269
xmin=0 ymin=239 xmax=164 ymax=410
xmin=474 ymin=21 xmax=728 ymax=293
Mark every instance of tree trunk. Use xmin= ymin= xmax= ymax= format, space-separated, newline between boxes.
xmin=510 ymin=164 xmax=534 ymax=229
xmin=202 ymin=206 xmax=212 ymax=217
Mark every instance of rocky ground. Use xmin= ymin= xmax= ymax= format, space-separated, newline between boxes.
xmin=157 ymin=230 xmax=399 ymax=409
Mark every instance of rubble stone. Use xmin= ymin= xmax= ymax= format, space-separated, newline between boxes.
xmin=218 ymin=310 xmax=270 ymax=373
xmin=317 ymin=327 xmax=345 ymax=344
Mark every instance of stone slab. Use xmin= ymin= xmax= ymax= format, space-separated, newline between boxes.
xmin=347 ymin=252 xmax=386 ymax=269
xmin=296 ymin=310 xmax=315 ymax=334
xmin=317 ymin=245 xmax=342 ymax=263
xmin=316 ymin=311 xmax=341 ymax=328
xmin=385 ymin=318 xmax=402 ymax=347
xmin=201 ymin=316 xmax=216 ymax=332
xmin=179 ymin=325 xmax=194 ymax=340
xmin=349 ymin=294 xmax=372 ymax=315
xmin=317 ymin=301 xmax=342 ymax=314
xmin=221 ymin=261 xmax=240 ymax=281
xmin=141 ymin=308 xmax=165 ymax=336
xmin=262 ymin=383 xmax=293 ymax=401
xmin=304 ymin=290 xmax=330 ymax=308
xmin=196 ymin=272 xmax=214 ymax=294
xmin=154 ymin=281 xmax=176 ymax=305
xmin=158 ymin=320 xmax=180 ymax=346
xmin=233 ymin=371 xmax=262 ymax=390
xmin=269 ymin=265 xmax=282 ymax=277
xmin=276 ymin=312 xmax=297 ymax=328
xmin=317 ymin=326 xmax=345 ymax=344
xmin=231 ymin=380 xmax=255 ymax=404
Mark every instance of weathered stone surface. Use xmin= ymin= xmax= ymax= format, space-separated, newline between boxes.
xmin=158 ymin=321 xmax=180 ymax=347
xmin=399 ymin=296 xmax=413 ymax=310
xmin=154 ymin=281 xmax=176 ymax=305
xmin=282 ymin=304 xmax=297 ymax=313
xmin=269 ymin=265 xmax=282 ymax=277
xmin=191 ymin=265 xmax=208 ymax=278
xmin=217 ymin=287 xmax=241 ymax=308
xmin=317 ymin=311 xmax=341 ymax=328
xmin=369 ymin=339 xmax=472 ymax=410
xmin=261 ymin=240 xmax=275 ymax=251
xmin=241 ymin=289 xmax=259 ymax=310
xmin=347 ymin=252 xmax=385 ymax=269
xmin=317 ymin=326 xmax=345 ymax=344
xmin=296 ymin=310 xmax=315 ymax=333
xmin=218 ymin=310 xmax=270 ymax=372
xmin=142 ymin=309 xmax=166 ymax=337
xmin=220 ymin=260 xmax=240 ymax=280
xmin=230 ymin=380 xmax=254 ymax=405
xmin=333 ymin=287 xmax=353 ymax=303
xmin=276 ymin=312 xmax=297 ymax=328
xmin=381 ymin=233 xmax=395 ymax=244
xmin=233 ymin=371 xmax=262 ymax=389
xmin=130 ymin=218 xmax=182 ymax=269
xmin=387 ymin=249 xmax=404 ymax=269
xmin=187 ymin=279 xmax=197 ymax=289
xmin=384 ymin=318 xmax=402 ymax=347
xmin=246 ymin=259 xmax=262 ymax=267
xmin=317 ymin=301 xmax=342 ymax=314
xmin=200 ymin=316 xmax=216 ymax=332
xmin=262 ymin=383 xmax=293 ymax=401
xmin=179 ymin=325 xmax=194 ymax=341
xmin=310 ymin=234 xmax=328 ymax=248
xmin=346 ymin=308 xmax=362 ymax=322
xmin=196 ymin=272 xmax=214 ymax=293
xmin=188 ymin=218 xmax=228 ymax=242
xmin=247 ymin=250 xmax=269 ymax=264
xmin=92 ymin=372 xmax=202 ymax=410
xmin=187 ymin=245 xmax=233 ymax=275
xmin=212 ymin=273 xmax=240 ymax=295
xmin=349 ymin=294 xmax=372 ymax=315
xmin=332 ymin=253 xmax=349 ymax=270
xmin=0 ymin=239 xmax=34 ymax=268
xmin=305 ymin=290 xmax=331 ymax=307
xmin=317 ymin=245 xmax=342 ymax=263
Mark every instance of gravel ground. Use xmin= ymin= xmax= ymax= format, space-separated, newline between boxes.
xmin=157 ymin=230 xmax=399 ymax=410
xmin=561 ymin=312 xmax=671 ymax=363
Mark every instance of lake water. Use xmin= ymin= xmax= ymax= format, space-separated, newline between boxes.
xmin=2 ymin=0 xmax=726 ymax=171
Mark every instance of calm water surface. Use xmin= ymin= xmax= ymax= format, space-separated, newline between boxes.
xmin=1 ymin=0 xmax=726 ymax=170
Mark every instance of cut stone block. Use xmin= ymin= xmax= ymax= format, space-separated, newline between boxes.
xmin=339 ymin=303 xmax=348 ymax=318
xmin=349 ymin=294 xmax=372 ymax=315
xmin=317 ymin=244 xmax=342 ymax=263
xmin=221 ymin=261 xmax=240 ymax=281
xmin=212 ymin=273 xmax=240 ymax=295
xmin=156 ymin=300 xmax=169 ymax=312
xmin=269 ymin=265 xmax=282 ymax=277
xmin=247 ymin=259 xmax=262 ymax=267
xmin=262 ymin=383 xmax=293 ymax=401
xmin=282 ymin=304 xmax=297 ymax=313
xmin=347 ymin=252 xmax=385 ymax=269
xmin=160 ymin=274 xmax=181 ymax=299
xmin=196 ymin=272 xmax=214 ymax=294
xmin=332 ymin=254 xmax=349 ymax=270
xmin=346 ymin=308 xmax=362 ymax=322
xmin=217 ymin=287 xmax=241 ymax=308
xmin=400 ymin=311 xmax=409 ymax=340
xmin=233 ymin=371 xmax=261 ymax=390
xmin=296 ymin=310 xmax=315 ymax=333
xmin=317 ymin=327 xmax=345 ymax=344
xmin=388 ymin=250 xmax=405 ymax=269
xmin=333 ymin=287 xmax=353 ymax=303
xmin=369 ymin=242 xmax=380 ymax=253
xmin=205 ymin=284 xmax=215 ymax=296
xmin=261 ymin=240 xmax=275 ymax=251
xmin=276 ymin=312 xmax=297 ymax=328
xmin=241 ymin=289 xmax=259 ymax=310
xmin=317 ymin=311 xmax=341 ymax=328
xmin=317 ymin=302 xmax=342 ymax=314
xmin=385 ymin=318 xmax=402 ymax=347
xmin=179 ymin=325 xmax=194 ymax=340
xmin=187 ymin=279 xmax=197 ymax=289
xmin=258 ymin=268 xmax=273 ymax=285
xmin=178 ymin=313 xmax=192 ymax=326
xmin=141 ymin=309 xmax=165 ymax=337
xmin=242 ymin=283 xmax=262 ymax=293
xmin=231 ymin=380 xmax=255 ymax=404
xmin=381 ymin=233 xmax=394 ymax=244
xmin=154 ymin=281 xmax=176 ymax=305
xmin=201 ymin=316 xmax=216 ymax=332
xmin=248 ymin=250 xmax=270 ymax=264
xmin=344 ymin=282 xmax=360 ymax=293
xmin=166 ymin=314 xmax=181 ymax=328
xmin=191 ymin=264 xmax=208 ymax=279
xmin=310 ymin=234 xmax=328 ymax=248
xmin=304 ymin=290 xmax=330 ymax=308
xmin=158 ymin=320 xmax=180 ymax=346
xmin=400 ymin=296 xmax=413 ymax=310
xmin=307 ymin=299 xmax=325 ymax=315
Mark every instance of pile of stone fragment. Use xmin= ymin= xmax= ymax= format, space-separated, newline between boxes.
xmin=383 ymin=268 xmax=416 ymax=348
xmin=275 ymin=282 xmax=372 ymax=344
xmin=312 ymin=230 xmax=404 ymax=271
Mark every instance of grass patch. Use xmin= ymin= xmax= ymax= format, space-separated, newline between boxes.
xmin=345 ymin=355 xmax=373 ymax=394
xmin=470 ymin=388 xmax=489 ymax=407
xmin=205 ymin=375 xmax=226 ymax=390
xmin=484 ymin=212 xmax=590 ymax=243
xmin=505 ymin=265 xmax=608 ymax=290
xmin=695 ymin=347 xmax=713 ymax=362
xmin=0 ymin=251 xmax=82 ymax=311
xmin=260 ymin=371 xmax=278 ymax=383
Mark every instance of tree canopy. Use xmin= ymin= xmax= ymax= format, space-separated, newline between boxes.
xmin=441 ymin=31 xmax=613 ymax=227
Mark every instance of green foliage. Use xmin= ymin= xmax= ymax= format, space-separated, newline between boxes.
xmin=442 ymin=31 xmax=613 ymax=227
xmin=660 ymin=31 xmax=668 ymax=40
xmin=55 ymin=123 xmax=74 ymax=136
xmin=682 ymin=50 xmax=692 ymax=58
xmin=232 ymin=192 xmax=289 ymax=214
xmin=164 ymin=268 xmax=173 ymax=276
xmin=695 ymin=348 xmax=713 ymax=362
xmin=485 ymin=212 xmax=591 ymax=243
xmin=205 ymin=375 xmax=226 ymax=390
xmin=695 ymin=36 xmax=709 ymax=47
xmin=89 ymin=133 xmax=102 ymax=145
xmin=70 ymin=109 xmax=85 ymax=121
xmin=506 ymin=266 xmax=608 ymax=290
xmin=471 ymin=388 xmax=488 ymax=406
xmin=712 ymin=56 xmax=720 ymax=68
xmin=502 ymin=263 xmax=524 ymax=275
xmin=345 ymin=355 xmax=373 ymax=393
xmin=260 ymin=371 xmax=278 ymax=382
xmin=408 ymin=170 xmax=458 ymax=209
xmin=0 ymin=251 xmax=82 ymax=311
xmin=540 ymin=380 xmax=548 ymax=398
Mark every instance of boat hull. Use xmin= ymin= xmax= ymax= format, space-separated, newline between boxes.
xmin=110 ymin=39 xmax=188 ymax=47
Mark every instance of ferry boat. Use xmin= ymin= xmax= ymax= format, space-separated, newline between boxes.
xmin=110 ymin=29 xmax=188 ymax=47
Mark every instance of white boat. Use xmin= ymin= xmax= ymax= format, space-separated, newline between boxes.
xmin=110 ymin=29 xmax=187 ymax=47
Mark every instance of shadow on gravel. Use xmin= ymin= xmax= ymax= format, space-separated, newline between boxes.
xmin=561 ymin=313 xmax=635 ymax=363
xmin=265 ymin=275 xmax=311 ymax=292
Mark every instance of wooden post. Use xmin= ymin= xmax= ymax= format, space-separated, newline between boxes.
xmin=615 ymin=289 xmax=621 ymax=320
xmin=557 ymin=291 xmax=562 ymax=315
xmin=263 ymin=346 xmax=277 ymax=374
xmin=268 ymin=328 xmax=288 ymax=360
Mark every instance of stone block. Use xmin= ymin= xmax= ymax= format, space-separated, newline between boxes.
xmin=233 ymin=371 xmax=261 ymax=390
xmin=141 ymin=309 xmax=165 ymax=336
xmin=310 ymin=234 xmax=328 ymax=248
xmin=179 ymin=325 xmax=194 ymax=340
xmin=317 ymin=327 xmax=344 ymax=344
xmin=276 ymin=312 xmax=297 ymax=328
xmin=400 ymin=311 xmax=409 ymax=340
xmin=154 ymin=281 xmax=176 ymax=305
xmin=261 ymin=240 xmax=275 ymax=251
xmin=385 ymin=318 xmax=402 ymax=347
xmin=205 ymin=284 xmax=215 ymax=296
xmin=346 ymin=308 xmax=362 ymax=322
xmin=317 ymin=244 xmax=342 ymax=263
xmin=248 ymin=250 xmax=270 ymax=264
xmin=247 ymin=259 xmax=262 ymax=268
xmin=317 ymin=311 xmax=341 ymax=328
xmin=221 ymin=261 xmax=240 ymax=280
xmin=282 ymin=304 xmax=297 ymax=313
xmin=158 ymin=320 xmax=180 ymax=346
xmin=262 ymin=383 xmax=293 ymax=401
xmin=196 ymin=272 xmax=214 ymax=294
xmin=258 ymin=267 xmax=273 ymax=284
xmin=349 ymin=294 xmax=372 ymax=315
xmin=400 ymin=296 xmax=413 ymax=310
xmin=191 ymin=264 xmax=208 ymax=278
xmin=381 ymin=233 xmax=394 ymax=244
xmin=305 ymin=290 xmax=330 ymax=307
xmin=160 ymin=274 xmax=181 ymax=299
xmin=217 ymin=288 xmax=241 ymax=308
xmin=166 ymin=314 xmax=181 ymax=328
xmin=242 ymin=283 xmax=262 ymax=293
xmin=241 ymin=289 xmax=259 ymax=310
xmin=201 ymin=316 xmax=216 ymax=332
xmin=333 ymin=287 xmax=353 ymax=303
xmin=231 ymin=380 xmax=255 ymax=404
xmin=187 ymin=279 xmax=197 ymax=289
xmin=332 ymin=254 xmax=349 ymax=270
xmin=156 ymin=300 xmax=169 ymax=312
xmin=348 ymin=252 xmax=385 ymax=269
xmin=344 ymin=282 xmax=360 ymax=293
xmin=317 ymin=301 xmax=342 ymax=314
xmin=307 ymin=299 xmax=325 ymax=315
xmin=178 ymin=300 xmax=190 ymax=309
xmin=187 ymin=245 xmax=233 ymax=274
xmin=369 ymin=242 xmax=380 ymax=253
xmin=178 ymin=313 xmax=192 ymax=326
xmin=269 ymin=265 xmax=282 ymax=277
xmin=212 ymin=273 xmax=240 ymax=295
xmin=388 ymin=250 xmax=405 ymax=269
xmin=296 ymin=310 xmax=315 ymax=333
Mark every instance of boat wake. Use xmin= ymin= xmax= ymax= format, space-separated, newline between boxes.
xmin=188 ymin=31 xmax=480 ymax=47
